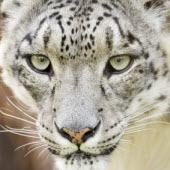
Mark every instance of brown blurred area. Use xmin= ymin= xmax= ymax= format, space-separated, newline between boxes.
xmin=0 ymin=72 xmax=54 ymax=170
xmin=0 ymin=12 xmax=52 ymax=170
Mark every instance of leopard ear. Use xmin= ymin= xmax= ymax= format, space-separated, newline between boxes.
xmin=143 ymin=0 xmax=168 ymax=10
xmin=141 ymin=0 xmax=170 ymax=32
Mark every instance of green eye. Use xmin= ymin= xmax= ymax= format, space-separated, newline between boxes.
xmin=27 ymin=55 xmax=53 ymax=74
xmin=31 ymin=55 xmax=50 ymax=71
xmin=109 ymin=55 xmax=131 ymax=72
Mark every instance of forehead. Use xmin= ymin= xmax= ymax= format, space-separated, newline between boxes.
xmin=41 ymin=0 xmax=130 ymax=35
xmin=19 ymin=0 xmax=146 ymax=62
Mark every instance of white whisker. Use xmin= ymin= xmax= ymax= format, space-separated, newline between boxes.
xmin=6 ymin=126 xmax=37 ymax=133
xmin=116 ymin=144 xmax=126 ymax=151
xmin=45 ymin=154 xmax=50 ymax=161
xmin=6 ymin=97 xmax=36 ymax=121
xmin=125 ymin=128 xmax=152 ymax=134
xmin=119 ymin=139 xmax=131 ymax=142
xmin=127 ymin=121 xmax=170 ymax=130
xmin=24 ymin=144 xmax=47 ymax=157
xmin=119 ymin=141 xmax=134 ymax=145
xmin=134 ymin=114 xmax=170 ymax=124
xmin=15 ymin=141 xmax=41 ymax=151
xmin=28 ymin=143 xmax=42 ymax=150
xmin=130 ymin=99 xmax=167 ymax=120
xmin=0 ymin=110 xmax=36 ymax=125
xmin=0 ymin=125 xmax=40 ymax=138
xmin=8 ymin=96 xmax=31 ymax=111
xmin=37 ymin=147 xmax=48 ymax=159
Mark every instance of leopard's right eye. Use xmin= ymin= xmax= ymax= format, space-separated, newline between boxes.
xmin=26 ymin=55 xmax=53 ymax=75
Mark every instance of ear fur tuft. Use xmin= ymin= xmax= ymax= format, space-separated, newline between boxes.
xmin=134 ymin=0 xmax=170 ymax=32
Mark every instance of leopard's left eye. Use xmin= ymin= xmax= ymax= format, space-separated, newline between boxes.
xmin=104 ymin=55 xmax=134 ymax=77
xmin=109 ymin=55 xmax=131 ymax=72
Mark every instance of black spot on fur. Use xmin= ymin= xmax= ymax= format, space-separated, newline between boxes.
xmin=123 ymin=43 xmax=129 ymax=48
xmin=139 ymin=69 xmax=144 ymax=74
xmin=103 ymin=13 xmax=112 ymax=17
xmin=163 ymin=70 xmax=168 ymax=76
xmin=92 ymin=0 xmax=98 ymax=3
xmin=53 ymin=4 xmax=65 ymax=9
xmin=144 ymin=53 xmax=149 ymax=59
xmin=102 ymin=3 xmax=112 ymax=11
xmin=147 ymin=84 xmax=152 ymax=89
xmin=157 ymin=95 xmax=166 ymax=100
xmin=98 ymin=108 xmax=103 ymax=112
xmin=127 ymin=32 xmax=136 ymax=44
xmin=100 ymin=85 xmax=106 ymax=96
xmin=56 ymin=15 xmax=63 ymax=20
xmin=14 ymin=1 xmax=21 ymax=7
xmin=144 ymin=1 xmax=153 ymax=9
xmin=52 ymin=86 xmax=56 ymax=96
xmin=1 ymin=12 xmax=8 ymax=19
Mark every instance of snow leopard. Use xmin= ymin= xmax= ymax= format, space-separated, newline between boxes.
xmin=0 ymin=0 xmax=169 ymax=170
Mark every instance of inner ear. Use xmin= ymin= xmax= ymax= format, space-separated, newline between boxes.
xmin=144 ymin=0 xmax=165 ymax=10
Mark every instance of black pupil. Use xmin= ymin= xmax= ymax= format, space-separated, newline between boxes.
xmin=116 ymin=58 xmax=122 ymax=63
xmin=39 ymin=57 xmax=45 ymax=62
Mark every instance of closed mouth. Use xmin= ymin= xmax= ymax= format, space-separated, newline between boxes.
xmin=48 ymin=142 xmax=118 ymax=158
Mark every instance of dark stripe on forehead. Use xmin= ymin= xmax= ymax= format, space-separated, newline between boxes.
xmin=43 ymin=27 xmax=52 ymax=49
xmin=113 ymin=17 xmax=125 ymax=37
xmin=110 ymin=1 xmax=118 ymax=8
xmin=44 ymin=0 xmax=50 ymax=3
xmin=58 ymin=21 xmax=65 ymax=33
xmin=44 ymin=0 xmax=62 ymax=4
xmin=115 ymin=0 xmax=126 ymax=8
xmin=49 ymin=12 xmax=59 ymax=19
xmin=47 ymin=1 xmax=53 ymax=6
xmin=127 ymin=31 xmax=142 ymax=46
xmin=20 ymin=17 xmax=48 ymax=54
xmin=126 ymin=31 xmax=146 ymax=58
xmin=14 ymin=1 xmax=21 ymax=7
xmin=106 ymin=27 xmax=113 ymax=49
xmin=22 ymin=33 xmax=33 ymax=45
xmin=34 ymin=17 xmax=47 ymax=39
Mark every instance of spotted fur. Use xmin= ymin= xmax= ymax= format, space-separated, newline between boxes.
xmin=0 ymin=0 xmax=169 ymax=170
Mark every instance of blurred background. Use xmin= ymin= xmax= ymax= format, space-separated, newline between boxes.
xmin=0 ymin=72 xmax=54 ymax=170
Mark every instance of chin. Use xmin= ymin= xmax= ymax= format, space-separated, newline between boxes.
xmin=54 ymin=154 xmax=110 ymax=170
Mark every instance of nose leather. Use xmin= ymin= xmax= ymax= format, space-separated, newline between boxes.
xmin=62 ymin=128 xmax=91 ymax=145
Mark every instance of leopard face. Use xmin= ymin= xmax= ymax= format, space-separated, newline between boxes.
xmin=0 ymin=0 xmax=169 ymax=170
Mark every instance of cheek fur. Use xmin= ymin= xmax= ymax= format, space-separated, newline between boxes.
xmin=14 ymin=65 xmax=51 ymax=101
